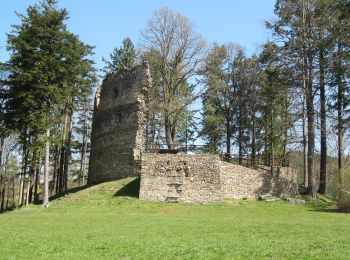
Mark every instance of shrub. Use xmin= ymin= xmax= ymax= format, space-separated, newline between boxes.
xmin=330 ymin=165 xmax=350 ymax=212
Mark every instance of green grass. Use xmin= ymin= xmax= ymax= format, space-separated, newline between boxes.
xmin=1 ymin=177 xmax=350 ymax=259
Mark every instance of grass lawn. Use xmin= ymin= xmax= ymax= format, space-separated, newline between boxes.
xmin=0 ymin=177 xmax=349 ymax=259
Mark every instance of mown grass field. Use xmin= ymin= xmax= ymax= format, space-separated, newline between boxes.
xmin=0 ymin=177 xmax=349 ymax=259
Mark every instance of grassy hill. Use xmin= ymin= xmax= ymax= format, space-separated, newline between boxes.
xmin=1 ymin=177 xmax=350 ymax=259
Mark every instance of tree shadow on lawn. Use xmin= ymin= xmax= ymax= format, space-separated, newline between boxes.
xmin=33 ymin=185 xmax=89 ymax=205
xmin=113 ymin=177 xmax=140 ymax=198
xmin=308 ymin=205 xmax=350 ymax=214
xmin=42 ymin=177 xmax=140 ymax=204
xmin=305 ymin=199 xmax=349 ymax=214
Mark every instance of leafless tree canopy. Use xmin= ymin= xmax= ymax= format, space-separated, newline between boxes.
xmin=140 ymin=7 xmax=206 ymax=147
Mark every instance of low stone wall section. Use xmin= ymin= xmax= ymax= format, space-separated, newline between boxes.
xmin=139 ymin=154 xmax=222 ymax=203
xmin=221 ymin=162 xmax=298 ymax=199
xmin=221 ymin=163 xmax=269 ymax=199
xmin=139 ymin=154 xmax=298 ymax=203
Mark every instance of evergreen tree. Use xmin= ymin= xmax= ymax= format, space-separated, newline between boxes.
xmin=102 ymin=37 xmax=136 ymax=73
xmin=200 ymin=98 xmax=224 ymax=153
xmin=259 ymin=43 xmax=294 ymax=170
xmin=202 ymin=43 xmax=247 ymax=157
xmin=267 ymin=0 xmax=319 ymax=197
xmin=3 ymin=0 xmax=95 ymax=207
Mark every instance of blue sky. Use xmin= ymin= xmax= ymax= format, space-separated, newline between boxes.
xmin=1 ymin=0 xmax=276 ymax=70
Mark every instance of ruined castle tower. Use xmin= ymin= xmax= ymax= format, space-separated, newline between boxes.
xmin=88 ymin=63 xmax=151 ymax=184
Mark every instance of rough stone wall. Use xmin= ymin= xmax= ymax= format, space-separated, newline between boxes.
xmin=221 ymin=163 xmax=269 ymax=199
xmin=221 ymin=163 xmax=298 ymax=199
xmin=273 ymin=167 xmax=298 ymax=197
xmin=139 ymin=154 xmax=223 ymax=203
xmin=140 ymin=154 xmax=298 ymax=203
xmin=88 ymin=63 xmax=151 ymax=184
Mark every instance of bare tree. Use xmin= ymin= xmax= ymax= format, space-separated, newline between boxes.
xmin=0 ymin=135 xmax=17 ymax=212
xmin=141 ymin=7 xmax=206 ymax=148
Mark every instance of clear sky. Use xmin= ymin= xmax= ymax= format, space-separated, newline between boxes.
xmin=1 ymin=0 xmax=276 ymax=71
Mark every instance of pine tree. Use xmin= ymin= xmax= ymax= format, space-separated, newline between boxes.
xmin=200 ymin=98 xmax=224 ymax=153
xmin=202 ymin=43 xmax=247 ymax=157
xmin=3 ymin=0 xmax=95 ymax=207
xmin=259 ymin=43 xmax=293 ymax=171
xmin=102 ymin=37 xmax=136 ymax=74
xmin=266 ymin=0 xmax=319 ymax=197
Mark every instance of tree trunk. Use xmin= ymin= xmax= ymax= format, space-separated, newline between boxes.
xmin=0 ymin=139 xmax=3 ymax=212
xmin=264 ymin=131 xmax=268 ymax=166
xmin=238 ymin=109 xmax=243 ymax=164
xmin=336 ymin=44 xmax=344 ymax=179
xmin=18 ymin=177 xmax=24 ymax=207
xmin=12 ymin=178 xmax=15 ymax=208
xmin=165 ymin=117 xmax=172 ymax=148
xmin=164 ymin=116 xmax=176 ymax=149
xmin=171 ymin=123 xmax=177 ymax=149
xmin=306 ymin=64 xmax=315 ymax=198
xmin=319 ymin=39 xmax=327 ymax=194
xmin=63 ymin=111 xmax=73 ymax=192
xmin=58 ymin=147 xmax=65 ymax=193
xmin=185 ymin=112 xmax=188 ymax=154
xmin=79 ymin=122 xmax=88 ymax=187
xmin=302 ymin=93 xmax=308 ymax=187
xmin=6 ymin=180 xmax=10 ymax=210
xmin=43 ymin=129 xmax=50 ymax=208
xmin=226 ymin=118 xmax=232 ymax=157
xmin=282 ymin=97 xmax=289 ymax=167
xmin=18 ymin=146 xmax=28 ymax=207
xmin=4 ymin=156 xmax=9 ymax=210
xmin=302 ymin=0 xmax=315 ymax=196
xmin=52 ymin=145 xmax=59 ymax=195
xmin=251 ymin=110 xmax=256 ymax=166
xmin=58 ymin=112 xmax=68 ymax=193
xmin=34 ymin=152 xmax=41 ymax=202
xmin=0 ymin=186 xmax=5 ymax=213
xmin=270 ymin=111 xmax=274 ymax=174
xmin=28 ymin=148 xmax=38 ymax=203
xmin=25 ymin=181 xmax=30 ymax=206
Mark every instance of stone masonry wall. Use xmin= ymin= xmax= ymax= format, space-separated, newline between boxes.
xmin=221 ymin=163 xmax=269 ymax=199
xmin=88 ymin=63 xmax=151 ymax=184
xmin=140 ymin=154 xmax=298 ymax=203
xmin=139 ymin=154 xmax=223 ymax=203
xmin=221 ymin=163 xmax=298 ymax=199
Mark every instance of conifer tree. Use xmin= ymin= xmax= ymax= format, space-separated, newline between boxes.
xmin=102 ymin=37 xmax=136 ymax=73
xmin=3 ymin=0 xmax=95 ymax=207
xmin=202 ymin=43 xmax=246 ymax=157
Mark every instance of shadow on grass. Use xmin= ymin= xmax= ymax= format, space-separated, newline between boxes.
xmin=304 ymin=199 xmax=349 ymax=213
xmin=33 ymin=185 xmax=90 ymax=205
xmin=295 ymin=193 xmax=350 ymax=214
xmin=0 ymin=204 xmax=17 ymax=214
xmin=308 ymin=203 xmax=350 ymax=213
xmin=113 ymin=177 xmax=140 ymax=198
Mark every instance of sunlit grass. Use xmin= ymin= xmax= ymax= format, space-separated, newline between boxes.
xmin=0 ymin=177 xmax=349 ymax=259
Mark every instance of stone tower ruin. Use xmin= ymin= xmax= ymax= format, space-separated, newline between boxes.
xmin=88 ymin=63 xmax=151 ymax=184
xmin=87 ymin=62 xmax=297 ymax=203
